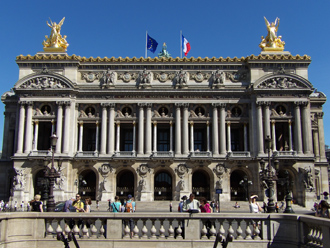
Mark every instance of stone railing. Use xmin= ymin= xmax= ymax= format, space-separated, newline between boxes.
xmin=0 ymin=212 xmax=329 ymax=248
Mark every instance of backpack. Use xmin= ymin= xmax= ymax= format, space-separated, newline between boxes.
xmin=126 ymin=201 xmax=133 ymax=212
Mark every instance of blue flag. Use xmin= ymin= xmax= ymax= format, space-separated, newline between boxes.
xmin=147 ymin=34 xmax=158 ymax=53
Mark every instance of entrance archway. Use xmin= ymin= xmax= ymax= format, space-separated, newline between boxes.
xmin=34 ymin=170 xmax=48 ymax=201
xmin=192 ymin=170 xmax=210 ymax=200
xmin=154 ymin=171 xmax=172 ymax=200
xmin=277 ymin=170 xmax=294 ymax=201
xmin=78 ymin=170 xmax=97 ymax=200
xmin=116 ymin=170 xmax=134 ymax=201
xmin=230 ymin=170 xmax=250 ymax=201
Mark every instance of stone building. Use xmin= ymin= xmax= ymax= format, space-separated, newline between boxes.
xmin=0 ymin=52 xmax=327 ymax=209
xmin=0 ymin=18 xmax=328 ymax=209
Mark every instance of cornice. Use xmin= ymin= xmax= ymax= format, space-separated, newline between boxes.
xmin=16 ymin=54 xmax=311 ymax=63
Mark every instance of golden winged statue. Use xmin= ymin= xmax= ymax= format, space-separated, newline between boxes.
xmin=42 ymin=17 xmax=69 ymax=52
xmin=259 ymin=17 xmax=285 ymax=51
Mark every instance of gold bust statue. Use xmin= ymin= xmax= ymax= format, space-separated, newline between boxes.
xmin=42 ymin=17 xmax=69 ymax=52
xmin=259 ymin=17 xmax=285 ymax=51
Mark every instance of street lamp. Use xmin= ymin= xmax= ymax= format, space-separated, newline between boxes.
xmin=282 ymin=170 xmax=294 ymax=213
xmin=260 ymin=135 xmax=279 ymax=213
xmin=239 ymin=175 xmax=253 ymax=201
xmin=44 ymin=133 xmax=61 ymax=212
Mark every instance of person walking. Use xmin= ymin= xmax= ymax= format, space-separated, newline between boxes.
xmin=169 ymin=201 xmax=172 ymax=212
xmin=183 ymin=193 xmax=200 ymax=213
xmin=111 ymin=196 xmax=121 ymax=213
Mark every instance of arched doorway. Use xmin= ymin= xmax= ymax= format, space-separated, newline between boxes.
xmin=78 ymin=170 xmax=97 ymax=200
xmin=116 ymin=170 xmax=134 ymax=201
xmin=192 ymin=170 xmax=210 ymax=200
xmin=154 ymin=171 xmax=172 ymax=200
xmin=277 ymin=170 xmax=294 ymax=201
xmin=230 ymin=170 xmax=250 ymax=201
xmin=34 ymin=170 xmax=49 ymax=201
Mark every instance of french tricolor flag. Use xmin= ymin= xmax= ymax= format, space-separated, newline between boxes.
xmin=182 ymin=35 xmax=191 ymax=56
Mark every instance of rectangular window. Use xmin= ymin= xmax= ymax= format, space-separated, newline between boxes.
xmin=122 ymin=129 xmax=133 ymax=151
xmin=194 ymin=128 xmax=206 ymax=151
xmin=157 ymin=129 xmax=170 ymax=151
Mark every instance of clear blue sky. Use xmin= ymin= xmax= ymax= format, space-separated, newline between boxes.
xmin=0 ymin=1 xmax=329 ymax=150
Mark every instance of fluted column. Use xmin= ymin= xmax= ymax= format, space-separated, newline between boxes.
xmin=317 ymin=112 xmax=326 ymax=160
xmin=219 ymin=104 xmax=226 ymax=155
xmin=263 ymin=102 xmax=271 ymax=139
xmin=62 ymin=102 xmax=71 ymax=154
xmin=32 ymin=121 xmax=39 ymax=151
xmin=256 ymin=102 xmax=264 ymax=155
xmin=212 ymin=104 xmax=219 ymax=155
xmin=301 ymin=102 xmax=312 ymax=154
xmin=132 ymin=121 xmax=136 ymax=153
xmin=313 ymin=129 xmax=320 ymax=160
xmin=294 ymin=102 xmax=303 ymax=154
xmin=145 ymin=104 xmax=152 ymax=155
xmin=206 ymin=121 xmax=210 ymax=152
xmin=116 ymin=121 xmax=120 ymax=153
xmin=138 ymin=104 xmax=144 ymax=155
xmin=153 ymin=121 xmax=157 ymax=153
xmin=182 ymin=104 xmax=189 ymax=155
xmin=175 ymin=104 xmax=181 ymax=155
xmin=51 ymin=120 xmax=55 ymax=136
xmin=95 ymin=121 xmax=99 ymax=153
xmin=17 ymin=102 xmax=26 ymax=153
xmin=55 ymin=102 xmax=63 ymax=153
xmin=169 ymin=121 xmax=173 ymax=153
xmin=288 ymin=120 xmax=293 ymax=151
xmin=271 ymin=120 xmax=277 ymax=151
xmin=227 ymin=121 xmax=232 ymax=153
xmin=100 ymin=103 xmax=108 ymax=155
xmin=108 ymin=103 xmax=115 ymax=155
xmin=78 ymin=121 xmax=83 ymax=152
xmin=244 ymin=123 xmax=248 ymax=151
xmin=190 ymin=121 xmax=194 ymax=153
xmin=24 ymin=102 xmax=33 ymax=154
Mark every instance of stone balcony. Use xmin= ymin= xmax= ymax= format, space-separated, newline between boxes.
xmin=0 ymin=212 xmax=329 ymax=248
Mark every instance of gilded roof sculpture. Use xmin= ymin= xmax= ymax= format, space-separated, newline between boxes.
xmin=42 ymin=17 xmax=69 ymax=52
xmin=259 ymin=17 xmax=285 ymax=52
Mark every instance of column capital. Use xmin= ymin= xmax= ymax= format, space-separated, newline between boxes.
xmin=79 ymin=121 xmax=84 ymax=126
xmin=212 ymin=103 xmax=221 ymax=108
xmin=138 ymin=103 xmax=152 ymax=108
xmin=256 ymin=101 xmax=270 ymax=106
xmin=56 ymin=101 xmax=65 ymax=106
xmin=189 ymin=121 xmax=194 ymax=125
xmin=316 ymin=112 xmax=324 ymax=118
xmin=96 ymin=121 xmax=99 ymax=126
xmin=175 ymin=103 xmax=189 ymax=108
xmin=63 ymin=101 xmax=71 ymax=106
xmin=101 ymin=102 xmax=111 ymax=108
xmin=294 ymin=101 xmax=307 ymax=106
xmin=153 ymin=121 xmax=157 ymax=125
xmin=227 ymin=121 xmax=231 ymax=126
xmin=33 ymin=120 xmax=39 ymax=124
xmin=116 ymin=120 xmax=120 ymax=125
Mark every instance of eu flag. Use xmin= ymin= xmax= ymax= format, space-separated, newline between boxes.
xmin=147 ymin=34 xmax=158 ymax=53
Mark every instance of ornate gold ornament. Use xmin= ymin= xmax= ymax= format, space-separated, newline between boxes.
xmin=259 ymin=17 xmax=285 ymax=52
xmin=43 ymin=17 xmax=69 ymax=52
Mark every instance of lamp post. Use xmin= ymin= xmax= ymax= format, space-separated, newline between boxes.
xmin=239 ymin=175 xmax=253 ymax=201
xmin=260 ymin=135 xmax=279 ymax=213
xmin=44 ymin=133 xmax=61 ymax=212
xmin=283 ymin=170 xmax=294 ymax=213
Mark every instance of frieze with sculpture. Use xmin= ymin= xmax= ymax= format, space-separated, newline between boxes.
xmin=100 ymin=68 xmax=116 ymax=88
xmin=174 ymin=69 xmax=189 ymax=89
xmin=175 ymin=164 xmax=189 ymax=179
xmin=257 ymin=77 xmax=305 ymax=89
xmin=138 ymin=68 xmax=152 ymax=88
xmin=137 ymin=164 xmax=150 ymax=192
xmin=299 ymin=167 xmax=314 ymax=191
xmin=19 ymin=76 xmax=68 ymax=89
xmin=213 ymin=164 xmax=229 ymax=189
xmin=81 ymin=72 xmax=103 ymax=83
xmin=118 ymin=72 xmax=138 ymax=83
xmin=13 ymin=168 xmax=26 ymax=190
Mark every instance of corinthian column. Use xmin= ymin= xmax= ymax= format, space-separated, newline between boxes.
xmin=219 ymin=103 xmax=226 ymax=155
xmin=24 ymin=102 xmax=33 ymax=154
xmin=175 ymin=104 xmax=181 ymax=155
xmin=256 ymin=102 xmax=264 ymax=156
xmin=190 ymin=121 xmax=194 ymax=153
xmin=138 ymin=104 xmax=144 ymax=155
xmin=227 ymin=121 xmax=232 ymax=153
xmin=55 ymin=102 xmax=63 ymax=153
xmin=301 ymin=102 xmax=312 ymax=154
xmin=145 ymin=104 xmax=152 ymax=155
xmin=182 ymin=104 xmax=189 ymax=155
xmin=100 ymin=103 xmax=108 ymax=155
xmin=62 ymin=102 xmax=71 ymax=154
xmin=17 ymin=102 xmax=26 ymax=154
xmin=108 ymin=103 xmax=115 ymax=155
xmin=32 ymin=121 xmax=39 ymax=151
xmin=212 ymin=104 xmax=219 ymax=155
xmin=294 ymin=102 xmax=303 ymax=155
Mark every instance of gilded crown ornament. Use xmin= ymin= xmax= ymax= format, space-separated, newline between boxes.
xmin=42 ymin=17 xmax=69 ymax=52
xmin=259 ymin=17 xmax=285 ymax=52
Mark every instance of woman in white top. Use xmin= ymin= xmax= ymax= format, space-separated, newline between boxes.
xmin=249 ymin=195 xmax=262 ymax=213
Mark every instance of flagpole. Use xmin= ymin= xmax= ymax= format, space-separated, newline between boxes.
xmin=145 ymin=31 xmax=148 ymax=59
xmin=180 ymin=30 xmax=182 ymax=58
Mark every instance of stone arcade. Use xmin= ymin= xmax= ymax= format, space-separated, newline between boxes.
xmin=0 ymin=18 xmax=328 ymax=210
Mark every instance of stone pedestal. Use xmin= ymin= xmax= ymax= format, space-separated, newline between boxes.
xmin=140 ymin=191 xmax=153 ymax=201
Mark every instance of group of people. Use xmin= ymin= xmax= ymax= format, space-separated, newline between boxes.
xmin=178 ymin=193 xmax=217 ymax=213
xmin=108 ymin=195 xmax=136 ymax=213
xmin=314 ymin=200 xmax=330 ymax=218
xmin=62 ymin=194 xmax=92 ymax=213
xmin=249 ymin=195 xmax=285 ymax=213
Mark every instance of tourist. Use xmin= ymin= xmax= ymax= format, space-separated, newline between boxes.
xmin=315 ymin=200 xmax=330 ymax=218
xmin=178 ymin=195 xmax=187 ymax=212
xmin=111 ymin=196 xmax=121 ymax=213
xmin=96 ymin=200 xmax=99 ymax=211
xmin=199 ymin=198 xmax=212 ymax=213
xmin=72 ymin=194 xmax=84 ymax=212
xmin=27 ymin=201 xmax=30 ymax=211
xmin=275 ymin=202 xmax=279 ymax=213
xmin=210 ymin=201 xmax=216 ymax=213
xmin=183 ymin=193 xmax=200 ymax=213
xmin=234 ymin=202 xmax=240 ymax=208
xmin=14 ymin=201 xmax=17 ymax=211
xmin=249 ymin=195 xmax=262 ymax=213
xmin=31 ymin=194 xmax=43 ymax=212
xmin=84 ymin=198 xmax=92 ymax=213
xmin=20 ymin=201 xmax=25 ymax=211
xmin=262 ymin=202 xmax=267 ymax=213
xmin=63 ymin=197 xmax=75 ymax=212
xmin=169 ymin=201 xmax=172 ymax=212
xmin=126 ymin=194 xmax=136 ymax=238
xmin=108 ymin=199 xmax=112 ymax=212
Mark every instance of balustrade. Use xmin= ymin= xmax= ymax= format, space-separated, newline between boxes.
xmin=0 ymin=213 xmax=329 ymax=247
